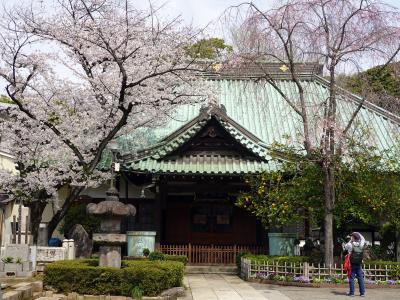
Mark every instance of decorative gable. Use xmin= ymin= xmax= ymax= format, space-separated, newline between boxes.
xmin=164 ymin=117 xmax=261 ymax=160
xmin=124 ymin=108 xmax=279 ymax=175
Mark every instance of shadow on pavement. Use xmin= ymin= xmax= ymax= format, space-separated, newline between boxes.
xmin=331 ymin=291 xmax=348 ymax=296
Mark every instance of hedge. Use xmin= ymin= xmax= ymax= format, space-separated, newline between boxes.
xmin=163 ymin=254 xmax=188 ymax=265
xmin=237 ymin=254 xmax=310 ymax=274
xmin=147 ymin=251 xmax=188 ymax=265
xmin=365 ymin=260 xmax=400 ymax=280
xmin=243 ymin=254 xmax=311 ymax=264
xmin=44 ymin=259 xmax=184 ymax=297
xmin=240 ymin=255 xmax=400 ymax=280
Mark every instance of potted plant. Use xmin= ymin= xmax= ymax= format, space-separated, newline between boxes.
xmin=142 ymin=248 xmax=150 ymax=258
xmin=2 ymin=257 xmax=23 ymax=273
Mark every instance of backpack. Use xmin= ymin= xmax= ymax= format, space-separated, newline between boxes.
xmin=350 ymin=244 xmax=364 ymax=264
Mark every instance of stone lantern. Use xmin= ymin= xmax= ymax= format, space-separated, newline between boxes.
xmin=87 ymin=140 xmax=136 ymax=268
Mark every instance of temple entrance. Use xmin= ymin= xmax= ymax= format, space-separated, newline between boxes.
xmin=120 ymin=173 xmax=269 ymax=264
xmin=163 ymin=193 xmax=259 ymax=245
xmin=157 ymin=188 xmax=267 ymax=264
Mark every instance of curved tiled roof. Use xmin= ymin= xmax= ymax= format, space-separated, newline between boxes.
xmin=130 ymin=154 xmax=278 ymax=175
xmin=107 ymin=74 xmax=400 ymax=175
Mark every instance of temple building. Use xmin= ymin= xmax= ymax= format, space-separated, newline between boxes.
xmin=88 ymin=63 xmax=399 ymax=263
xmin=2 ymin=63 xmax=400 ymax=264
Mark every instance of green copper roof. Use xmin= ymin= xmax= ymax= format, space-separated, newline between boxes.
xmin=105 ymin=75 xmax=400 ymax=175
xmin=135 ymin=112 xmax=270 ymax=161
xmin=130 ymin=154 xmax=278 ymax=174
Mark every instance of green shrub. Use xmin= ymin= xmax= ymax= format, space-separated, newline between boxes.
xmin=163 ymin=255 xmax=188 ymax=265
xmin=148 ymin=251 xmax=165 ymax=261
xmin=147 ymin=252 xmax=187 ymax=265
xmin=238 ymin=254 xmax=310 ymax=275
xmin=1 ymin=257 xmax=13 ymax=263
xmin=142 ymin=248 xmax=150 ymax=258
xmin=130 ymin=286 xmax=143 ymax=299
xmin=243 ymin=254 xmax=310 ymax=264
xmin=364 ymin=260 xmax=400 ymax=280
xmin=44 ymin=259 xmax=184 ymax=297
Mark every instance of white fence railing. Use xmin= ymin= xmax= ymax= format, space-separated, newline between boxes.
xmin=241 ymin=258 xmax=399 ymax=281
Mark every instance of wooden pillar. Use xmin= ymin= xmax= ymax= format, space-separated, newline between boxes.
xmin=154 ymin=177 xmax=163 ymax=247
xmin=17 ymin=201 xmax=22 ymax=244
xmin=25 ymin=215 xmax=29 ymax=244
xmin=12 ymin=215 xmax=17 ymax=244
xmin=0 ymin=208 xmax=3 ymax=247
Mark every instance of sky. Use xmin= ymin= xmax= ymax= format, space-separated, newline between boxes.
xmin=137 ymin=0 xmax=269 ymax=28
xmin=151 ymin=0 xmax=400 ymax=26
xmin=0 ymin=0 xmax=270 ymax=34
xmin=1 ymin=0 xmax=399 ymax=35
xmin=1 ymin=0 xmax=400 ymax=94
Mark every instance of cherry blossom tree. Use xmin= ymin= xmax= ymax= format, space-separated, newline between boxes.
xmin=0 ymin=0 xmax=213 ymax=241
xmin=227 ymin=0 xmax=400 ymax=265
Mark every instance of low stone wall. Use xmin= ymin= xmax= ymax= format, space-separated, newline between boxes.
xmin=1 ymin=281 xmax=43 ymax=300
xmin=38 ymin=288 xmax=185 ymax=300
xmin=1 ymin=281 xmax=186 ymax=300
xmin=33 ymin=239 xmax=75 ymax=263
xmin=32 ymin=287 xmax=185 ymax=300
xmin=0 ymin=242 xmax=75 ymax=276
xmin=35 ymin=246 xmax=66 ymax=262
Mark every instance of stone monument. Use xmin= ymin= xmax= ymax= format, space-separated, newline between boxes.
xmin=68 ymin=224 xmax=93 ymax=258
xmin=87 ymin=186 xmax=136 ymax=268
xmin=127 ymin=231 xmax=156 ymax=257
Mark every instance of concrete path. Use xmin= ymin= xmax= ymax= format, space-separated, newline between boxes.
xmin=250 ymin=282 xmax=400 ymax=300
xmin=181 ymin=274 xmax=291 ymax=300
xmin=181 ymin=274 xmax=400 ymax=300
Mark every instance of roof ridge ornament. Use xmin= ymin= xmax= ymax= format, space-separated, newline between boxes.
xmin=199 ymin=103 xmax=227 ymax=119
xmin=279 ymin=64 xmax=289 ymax=72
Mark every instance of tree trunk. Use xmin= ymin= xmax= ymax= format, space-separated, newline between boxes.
xmin=321 ymin=64 xmax=337 ymax=267
xmin=28 ymin=200 xmax=47 ymax=244
xmin=323 ymin=164 xmax=335 ymax=266
xmin=47 ymin=186 xmax=84 ymax=238
xmin=396 ymin=231 xmax=400 ymax=262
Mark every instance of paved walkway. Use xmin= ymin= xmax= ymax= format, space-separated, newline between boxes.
xmin=250 ymin=282 xmax=400 ymax=300
xmin=181 ymin=274 xmax=291 ymax=300
xmin=181 ymin=274 xmax=400 ymax=300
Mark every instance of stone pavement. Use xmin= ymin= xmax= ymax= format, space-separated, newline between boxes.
xmin=181 ymin=274 xmax=291 ymax=300
xmin=181 ymin=274 xmax=400 ymax=300
xmin=250 ymin=282 xmax=400 ymax=300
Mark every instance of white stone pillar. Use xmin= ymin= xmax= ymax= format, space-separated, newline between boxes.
xmin=62 ymin=239 xmax=69 ymax=260
xmin=68 ymin=239 xmax=75 ymax=260
xmin=30 ymin=245 xmax=37 ymax=270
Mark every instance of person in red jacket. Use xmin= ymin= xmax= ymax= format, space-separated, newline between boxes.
xmin=344 ymin=253 xmax=352 ymax=279
xmin=345 ymin=232 xmax=366 ymax=297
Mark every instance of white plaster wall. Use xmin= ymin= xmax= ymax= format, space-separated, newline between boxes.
xmin=0 ymin=151 xmax=21 ymax=247
xmin=0 ymin=151 xmax=17 ymax=175
xmin=1 ymin=203 xmax=14 ymax=247
xmin=2 ymin=205 xmax=30 ymax=245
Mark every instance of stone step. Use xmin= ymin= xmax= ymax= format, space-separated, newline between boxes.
xmin=185 ymin=265 xmax=238 ymax=274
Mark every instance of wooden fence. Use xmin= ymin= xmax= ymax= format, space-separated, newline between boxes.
xmin=241 ymin=258 xmax=398 ymax=281
xmin=157 ymin=244 xmax=267 ymax=265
